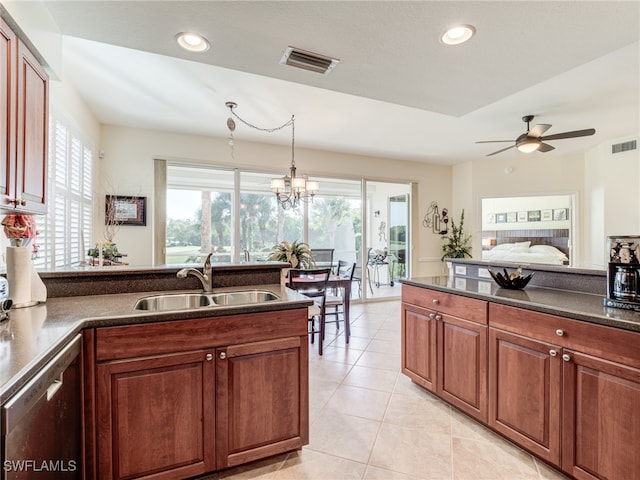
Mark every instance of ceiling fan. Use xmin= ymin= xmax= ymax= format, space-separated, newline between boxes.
xmin=476 ymin=115 xmax=596 ymax=157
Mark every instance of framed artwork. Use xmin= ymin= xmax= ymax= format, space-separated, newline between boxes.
xmin=506 ymin=212 xmax=517 ymax=223
xmin=527 ymin=210 xmax=541 ymax=222
xmin=496 ymin=212 xmax=507 ymax=223
xmin=553 ymin=208 xmax=569 ymax=221
xmin=487 ymin=213 xmax=495 ymax=224
xmin=105 ymin=195 xmax=147 ymax=226
xmin=517 ymin=211 xmax=528 ymax=222
xmin=541 ymin=209 xmax=553 ymax=221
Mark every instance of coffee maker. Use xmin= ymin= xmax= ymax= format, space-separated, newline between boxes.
xmin=605 ymin=236 xmax=640 ymax=311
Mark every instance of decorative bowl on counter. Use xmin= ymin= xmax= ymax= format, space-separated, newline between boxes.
xmin=488 ymin=266 xmax=534 ymax=290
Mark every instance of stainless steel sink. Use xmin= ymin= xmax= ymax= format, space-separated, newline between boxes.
xmin=209 ymin=290 xmax=279 ymax=306
xmin=134 ymin=293 xmax=212 ymax=311
xmin=134 ymin=290 xmax=279 ymax=311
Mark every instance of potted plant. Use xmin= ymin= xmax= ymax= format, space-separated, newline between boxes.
xmin=441 ymin=209 xmax=472 ymax=260
xmin=268 ymin=240 xmax=315 ymax=269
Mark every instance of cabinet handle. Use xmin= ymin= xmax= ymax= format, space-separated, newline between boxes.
xmin=19 ymin=199 xmax=26 ymax=206
xmin=435 ymin=314 xmax=442 ymax=321
xmin=432 ymin=299 xmax=439 ymax=305
xmin=219 ymin=351 xmax=227 ymax=360
xmin=428 ymin=313 xmax=435 ymax=319
xmin=549 ymin=350 xmax=557 ymax=357
xmin=562 ymin=353 xmax=571 ymax=362
xmin=205 ymin=353 xmax=213 ymax=361
xmin=555 ymin=329 xmax=564 ymax=337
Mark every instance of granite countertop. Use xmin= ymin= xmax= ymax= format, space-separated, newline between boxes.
xmin=0 ymin=284 xmax=312 ymax=404
xmin=402 ymin=276 xmax=640 ymax=333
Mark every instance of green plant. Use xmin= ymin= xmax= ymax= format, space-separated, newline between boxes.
xmin=441 ymin=210 xmax=472 ymax=260
xmin=268 ymin=240 xmax=315 ymax=269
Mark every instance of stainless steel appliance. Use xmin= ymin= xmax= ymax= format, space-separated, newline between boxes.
xmin=1 ymin=335 xmax=82 ymax=479
xmin=605 ymin=236 xmax=640 ymax=311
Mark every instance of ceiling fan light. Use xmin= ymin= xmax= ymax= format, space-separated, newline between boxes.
xmin=175 ymin=32 xmax=210 ymax=52
xmin=517 ymin=138 xmax=541 ymax=153
xmin=441 ymin=24 xmax=476 ymax=45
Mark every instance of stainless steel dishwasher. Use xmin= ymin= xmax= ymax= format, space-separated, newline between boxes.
xmin=2 ymin=334 xmax=82 ymax=479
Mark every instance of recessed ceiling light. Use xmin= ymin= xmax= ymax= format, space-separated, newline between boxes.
xmin=175 ymin=32 xmax=210 ymax=52
xmin=441 ymin=24 xmax=476 ymax=46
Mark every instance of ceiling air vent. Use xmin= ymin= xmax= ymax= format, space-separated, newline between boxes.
xmin=611 ymin=139 xmax=637 ymax=154
xmin=279 ymin=46 xmax=339 ymax=75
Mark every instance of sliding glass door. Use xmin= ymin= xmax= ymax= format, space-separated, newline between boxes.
xmin=164 ymin=162 xmax=410 ymax=301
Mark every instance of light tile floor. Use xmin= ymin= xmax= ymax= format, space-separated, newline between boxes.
xmin=201 ymin=300 xmax=570 ymax=480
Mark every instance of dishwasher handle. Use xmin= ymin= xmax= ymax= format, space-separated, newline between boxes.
xmin=2 ymin=334 xmax=82 ymax=432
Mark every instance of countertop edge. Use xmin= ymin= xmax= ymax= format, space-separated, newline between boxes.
xmin=401 ymin=277 xmax=640 ymax=333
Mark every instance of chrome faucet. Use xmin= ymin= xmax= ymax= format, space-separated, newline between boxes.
xmin=177 ymin=253 xmax=213 ymax=292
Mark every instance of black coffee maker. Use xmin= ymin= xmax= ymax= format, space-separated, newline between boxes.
xmin=605 ymin=236 xmax=640 ymax=311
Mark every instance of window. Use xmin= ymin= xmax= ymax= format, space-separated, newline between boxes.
xmin=34 ymin=117 xmax=93 ymax=269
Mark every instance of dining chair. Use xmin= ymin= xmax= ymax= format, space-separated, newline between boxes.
xmin=310 ymin=248 xmax=335 ymax=271
xmin=287 ymin=268 xmax=331 ymax=355
xmin=324 ymin=260 xmax=356 ymax=342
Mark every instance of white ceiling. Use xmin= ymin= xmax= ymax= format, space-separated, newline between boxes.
xmin=39 ymin=1 xmax=640 ymax=165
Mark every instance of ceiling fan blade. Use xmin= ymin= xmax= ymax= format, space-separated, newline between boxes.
xmin=475 ymin=140 xmax=513 ymax=144
xmin=541 ymin=128 xmax=596 ymax=141
xmin=486 ymin=145 xmax=516 ymax=156
xmin=529 ymin=123 xmax=552 ymax=137
xmin=537 ymin=142 xmax=555 ymax=153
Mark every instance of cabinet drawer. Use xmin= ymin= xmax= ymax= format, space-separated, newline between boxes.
xmin=490 ymin=303 xmax=640 ymax=368
xmin=402 ymin=284 xmax=487 ymax=324
xmin=95 ymin=308 xmax=308 ymax=361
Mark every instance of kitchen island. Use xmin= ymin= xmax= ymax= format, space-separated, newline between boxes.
xmin=0 ymin=262 xmax=313 ymax=479
xmin=401 ymin=272 xmax=640 ymax=480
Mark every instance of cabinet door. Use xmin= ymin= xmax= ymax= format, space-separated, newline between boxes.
xmin=15 ymin=40 xmax=48 ymax=213
xmin=401 ymin=302 xmax=437 ymax=392
xmin=438 ymin=314 xmax=487 ymax=421
xmin=0 ymin=17 xmax=16 ymax=207
xmin=489 ymin=328 xmax=561 ymax=466
xmin=562 ymin=350 xmax=640 ymax=480
xmin=96 ymin=350 xmax=215 ymax=480
xmin=216 ymin=336 xmax=308 ymax=469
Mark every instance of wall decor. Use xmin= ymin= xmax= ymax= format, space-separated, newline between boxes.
xmin=541 ymin=209 xmax=553 ymax=221
xmin=496 ymin=213 xmax=507 ymax=223
xmin=487 ymin=213 xmax=495 ymax=224
xmin=517 ymin=211 xmax=528 ymax=222
xmin=527 ymin=210 xmax=541 ymax=222
xmin=553 ymin=208 xmax=569 ymax=221
xmin=507 ymin=212 xmax=517 ymax=223
xmin=105 ymin=195 xmax=147 ymax=226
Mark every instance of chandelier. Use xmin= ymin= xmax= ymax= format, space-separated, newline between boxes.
xmin=225 ymin=102 xmax=319 ymax=209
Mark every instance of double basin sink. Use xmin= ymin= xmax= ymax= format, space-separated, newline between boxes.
xmin=134 ymin=290 xmax=280 ymax=312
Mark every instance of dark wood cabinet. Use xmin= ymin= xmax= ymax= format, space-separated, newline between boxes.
xmin=0 ymin=17 xmax=48 ymax=214
xmin=439 ymin=313 xmax=487 ymax=422
xmin=86 ymin=308 xmax=309 ymax=480
xmin=401 ymin=284 xmax=488 ymax=421
xmin=96 ymin=350 xmax=215 ymax=479
xmin=402 ymin=284 xmax=640 ymax=480
xmin=401 ymin=302 xmax=437 ymax=392
xmin=215 ymin=337 xmax=308 ymax=469
xmin=488 ymin=327 xmax=561 ymax=465
xmin=490 ymin=302 xmax=640 ymax=479
xmin=562 ymin=350 xmax=640 ymax=480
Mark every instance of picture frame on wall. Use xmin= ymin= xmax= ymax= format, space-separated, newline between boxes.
xmin=487 ymin=213 xmax=495 ymax=224
xmin=517 ymin=211 xmax=528 ymax=222
xmin=541 ymin=209 xmax=553 ymax=221
xmin=527 ymin=210 xmax=541 ymax=222
xmin=496 ymin=212 xmax=507 ymax=223
xmin=105 ymin=195 xmax=147 ymax=226
xmin=506 ymin=212 xmax=517 ymax=223
xmin=553 ymin=208 xmax=569 ymax=221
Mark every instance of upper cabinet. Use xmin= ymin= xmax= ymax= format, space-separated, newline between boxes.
xmin=0 ymin=16 xmax=48 ymax=215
